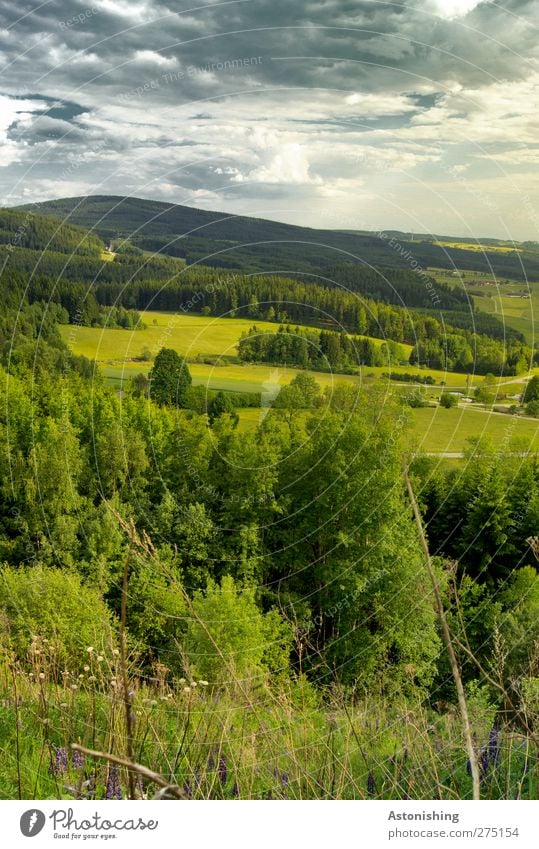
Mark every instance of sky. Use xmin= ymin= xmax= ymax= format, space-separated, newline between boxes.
xmin=0 ymin=0 xmax=538 ymax=239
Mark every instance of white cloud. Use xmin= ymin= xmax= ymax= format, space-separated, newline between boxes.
xmin=239 ymin=142 xmax=322 ymax=186
xmin=133 ymin=50 xmax=178 ymax=68
xmin=423 ymin=0 xmax=483 ymax=19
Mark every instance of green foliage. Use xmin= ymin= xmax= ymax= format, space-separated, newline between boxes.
xmin=0 ymin=565 xmax=117 ymax=673
xmin=439 ymin=392 xmax=458 ymax=408
xmin=404 ymin=388 xmax=428 ymax=408
xmin=498 ymin=566 xmax=539 ymax=679
xmin=149 ymin=347 xmax=192 ymax=407
xmin=208 ymin=391 xmax=239 ymax=426
xmin=523 ymin=375 xmax=539 ymax=404
xmin=185 ymin=576 xmax=293 ymax=683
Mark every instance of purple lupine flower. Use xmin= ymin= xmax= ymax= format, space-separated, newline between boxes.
xmin=218 ymin=756 xmax=227 ymax=786
xmin=479 ymin=747 xmax=489 ymax=775
xmin=208 ymin=751 xmax=216 ymax=771
xmin=51 ymin=747 xmax=68 ymax=776
xmin=367 ymin=772 xmax=376 ymax=798
xmin=183 ymin=781 xmax=192 ymax=798
xmin=232 ymin=782 xmax=240 ymax=798
xmin=72 ymin=750 xmax=85 ymax=770
xmin=281 ymin=772 xmax=289 ymax=788
xmin=487 ymin=725 xmax=500 ymax=767
xmin=105 ymin=765 xmax=122 ymax=800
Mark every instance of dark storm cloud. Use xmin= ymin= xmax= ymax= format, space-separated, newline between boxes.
xmin=1 ymin=0 xmax=536 ymax=103
xmin=0 ymin=0 xmax=538 ymax=237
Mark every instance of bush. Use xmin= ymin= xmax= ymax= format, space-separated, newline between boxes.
xmin=525 ymin=399 xmax=539 ymax=417
xmin=0 ymin=565 xmax=117 ymax=674
xmin=404 ymin=389 xmax=427 ymax=408
xmin=185 ymin=576 xmax=293 ymax=684
xmin=439 ymin=392 xmax=458 ymax=408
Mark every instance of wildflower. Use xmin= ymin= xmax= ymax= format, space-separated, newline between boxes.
xmin=84 ymin=665 xmax=90 ymax=672
xmin=86 ymin=647 xmax=94 ymax=653
xmin=150 ymin=699 xmax=157 ymax=706
xmin=232 ymin=782 xmax=240 ymax=798
xmin=199 ymin=680 xmax=209 ymax=687
xmin=70 ymin=684 xmax=78 ymax=691
xmin=105 ymin=765 xmax=122 ymax=800
xmin=487 ymin=725 xmax=500 ymax=767
xmin=218 ymin=756 xmax=227 ymax=786
xmin=367 ymin=772 xmax=376 ymax=798
xmin=72 ymin=750 xmax=85 ymax=770
xmin=51 ymin=747 xmax=68 ymax=776
xmin=183 ymin=687 xmax=192 ymax=694
xmin=88 ymin=675 xmax=97 ymax=682
xmin=60 ymin=702 xmax=68 ymax=708
xmin=112 ymin=649 xmax=120 ymax=656
xmin=183 ymin=781 xmax=192 ymax=798
xmin=38 ymin=672 xmax=45 ymax=680
xmin=97 ymin=656 xmax=104 ymax=663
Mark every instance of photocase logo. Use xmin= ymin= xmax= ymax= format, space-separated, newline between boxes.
xmin=20 ymin=809 xmax=46 ymax=837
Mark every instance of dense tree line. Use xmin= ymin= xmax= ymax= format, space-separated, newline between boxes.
xmin=0 ymin=337 xmax=441 ymax=687
xmin=238 ymin=324 xmax=405 ymax=371
xmin=22 ymin=196 xmax=539 ymax=281
xmin=0 ymin=208 xmax=531 ymax=377
xmin=412 ymin=448 xmax=539 ymax=692
xmin=8 ymin=261 xmax=532 ymax=375
xmin=0 ymin=210 xmax=103 ymax=256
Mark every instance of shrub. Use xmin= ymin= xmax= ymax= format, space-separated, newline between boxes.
xmin=185 ymin=576 xmax=293 ymax=684
xmin=0 ymin=564 xmax=117 ymax=674
xmin=439 ymin=392 xmax=458 ymax=408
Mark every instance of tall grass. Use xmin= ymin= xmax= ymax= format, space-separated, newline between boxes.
xmin=1 ymin=653 xmax=536 ymax=801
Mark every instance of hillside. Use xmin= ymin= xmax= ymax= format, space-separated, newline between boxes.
xmin=15 ymin=195 xmax=539 ymax=281
xmin=0 ymin=207 xmax=103 ymax=256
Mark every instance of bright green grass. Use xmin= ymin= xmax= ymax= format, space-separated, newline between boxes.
xmin=100 ymin=359 xmax=480 ymax=396
xmin=407 ymin=407 xmax=538 ymax=453
xmin=472 ymin=289 xmax=537 ymax=344
xmin=63 ymin=311 xmax=533 ymax=391
xmin=101 ymin=360 xmax=365 ymax=393
xmin=61 ymin=311 xmax=410 ymax=363
xmin=236 ymin=405 xmax=539 ymax=452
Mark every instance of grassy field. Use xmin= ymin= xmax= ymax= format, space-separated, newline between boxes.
xmin=428 ymin=267 xmax=538 ymax=344
xmin=61 ymin=311 xmax=410 ymax=362
xmin=237 ymin=406 xmax=539 ymax=452
xmin=408 ymin=406 xmax=539 ymax=453
xmin=61 ymin=311 xmax=539 ymax=452
xmin=473 ymin=288 xmax=537 ymax=345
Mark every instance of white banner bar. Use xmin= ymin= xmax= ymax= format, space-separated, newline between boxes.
xmin=2 ymin=800 xmax=538 ymax=848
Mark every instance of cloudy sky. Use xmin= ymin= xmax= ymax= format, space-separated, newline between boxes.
xmin=0 ymin=0 xmax=538 ymax=238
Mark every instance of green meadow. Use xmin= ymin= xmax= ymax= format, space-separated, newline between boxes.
xmin=62 ymin=311 xmax=410 ymax=362
xmin=61 ymin=311 xmax=539 ymax=454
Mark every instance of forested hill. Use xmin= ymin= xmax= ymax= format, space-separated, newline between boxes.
xmin=0 ymin=208 xmax=103 ymax=256
xmin=15 ymin=195 xmax=539 ymax=281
